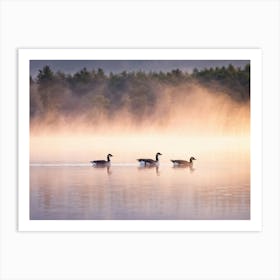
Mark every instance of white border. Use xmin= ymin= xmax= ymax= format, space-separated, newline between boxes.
xmin=18 ymin=49 xmax=262 ymax=231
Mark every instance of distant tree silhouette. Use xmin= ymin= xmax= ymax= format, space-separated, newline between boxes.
xmin=30 ymin=63 xmax=250 ymax=121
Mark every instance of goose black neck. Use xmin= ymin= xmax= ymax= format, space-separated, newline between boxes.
xmin=107 ymin=155 xmax=111 ymax=162
xmin=189 ymin=158 xmax=193 ymax=163
xmin=156 ymin=154 xmax=159 ymax=161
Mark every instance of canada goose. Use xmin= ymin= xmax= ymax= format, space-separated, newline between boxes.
xmin=137 ymin=152 xmax=162 ymax=166
xmin=171 ymin=156 xmax=196 ymax=167
xmin=90 ymin=154 xmax=113 ymax=166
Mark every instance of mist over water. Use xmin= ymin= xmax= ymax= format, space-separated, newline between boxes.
xmin=30 ymin=85 xmax=250 ymax=164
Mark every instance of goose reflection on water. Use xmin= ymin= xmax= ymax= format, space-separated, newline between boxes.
xmin=172 ymin=164 xmax=196 ymax=173
xmin=137 ymin=165 xmax=160 ymax=176
xmin=91 ymin=164 xmax=112 ymax=175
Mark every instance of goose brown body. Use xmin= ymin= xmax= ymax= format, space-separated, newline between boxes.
xmin=171 ymin=157 xmax=196 ymax=166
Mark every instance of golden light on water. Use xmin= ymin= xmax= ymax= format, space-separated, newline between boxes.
xmin=30 ymin=132 xmax=249 ymax=165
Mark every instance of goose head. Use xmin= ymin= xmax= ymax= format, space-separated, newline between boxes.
xmin=155 ymin=152 xmax=162 ymax=161
xmin=106 ymin=154 xmax=113 ymax=162
xmin=190 ymin=157 xmax=196 ymax=161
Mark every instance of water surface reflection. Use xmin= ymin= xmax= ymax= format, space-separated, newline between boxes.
xmin=30 ymin=162 xmax=250 ymax=220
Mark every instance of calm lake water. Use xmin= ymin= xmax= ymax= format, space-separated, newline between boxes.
xmin=30 ymin=161 xmax=250 ymax=220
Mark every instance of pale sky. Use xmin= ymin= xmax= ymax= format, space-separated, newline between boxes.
xmin=30 ymin=60 xmax=249 ymax=77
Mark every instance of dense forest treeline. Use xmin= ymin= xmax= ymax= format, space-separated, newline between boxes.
xmin=30 ymin=64 xmax=250 ymax=123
